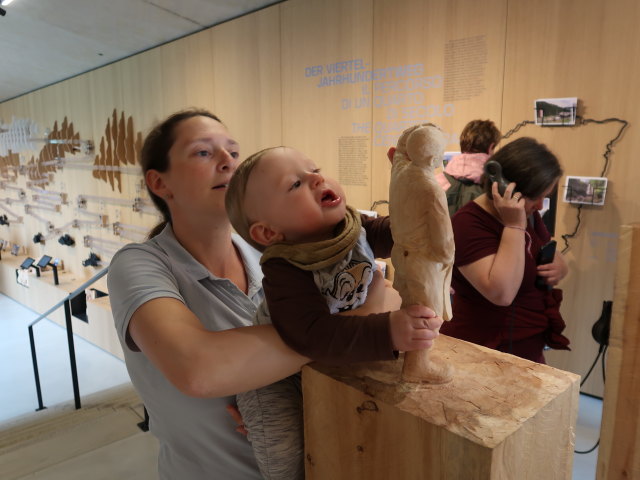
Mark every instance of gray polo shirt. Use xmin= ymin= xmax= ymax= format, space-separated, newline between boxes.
xmin=108 ymin=224 xmax=263 ymax=480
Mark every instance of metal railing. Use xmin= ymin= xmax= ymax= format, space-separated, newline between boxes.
xmin=28 ymin=267 xmax=109 ymax=411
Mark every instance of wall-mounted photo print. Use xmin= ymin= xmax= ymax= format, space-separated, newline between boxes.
xmin=563 ymin=176 xmax=608 ymax=205
xmin=534 ymin=97 xmax=578 ymax=126
xmin=442 ymin=151 xmax=460 ymax=168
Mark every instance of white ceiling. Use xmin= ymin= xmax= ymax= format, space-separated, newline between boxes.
xmin=0 ymin=0 xmax=281 ymax=103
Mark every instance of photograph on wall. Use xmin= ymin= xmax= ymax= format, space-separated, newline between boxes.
xmin=563 ymin=176 xmax=608 ymax=205
xmin=442 ymin=151 xmax=461 ymax=168
xmin=534 ymin=97 xmax=578 ymax=126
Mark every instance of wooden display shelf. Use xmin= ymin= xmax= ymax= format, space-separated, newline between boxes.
xmin=303 ymin=335 xmax=580 ymax=479
xmin=0 ymin=255 xmax=122 ymax=360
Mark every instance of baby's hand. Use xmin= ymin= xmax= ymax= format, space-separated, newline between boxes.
xmin=389 ymin=305 xmax=443 ymax=352
xmin=225 ymin=405 xmax=248 ymax=436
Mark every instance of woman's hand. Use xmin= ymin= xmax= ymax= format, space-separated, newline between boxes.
xmin=536 ymin=251 xmax=568 ymax=286
xmin=389 ymin=305 xmax=443 ymax=352
xmin=491 ymin=181 xmax=526 ymax=229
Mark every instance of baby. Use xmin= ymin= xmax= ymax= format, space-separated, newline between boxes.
xmin=225 ymin=146 xmax=441 ymax=479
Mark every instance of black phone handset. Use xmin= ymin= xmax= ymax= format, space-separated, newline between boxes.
xmin=484 ymin=160 xmax=510 ymax=196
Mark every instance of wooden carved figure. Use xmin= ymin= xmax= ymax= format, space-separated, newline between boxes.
xmin=389 ymin=123 xmax=454 ymax=383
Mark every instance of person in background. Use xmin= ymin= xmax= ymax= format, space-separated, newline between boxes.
xmin=436 ymin=119 xmax=502 ymax=216
xmin=440 ymin=137 xmax=570 ymax=363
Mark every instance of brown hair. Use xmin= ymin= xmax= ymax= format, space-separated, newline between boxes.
xmin=140 ymin=109 xmax=223 ymax=238
xmin=459 ymin=119 xmax=501 ymax=154
xmin=484 ymin=137 xmax=563 ymax=200
xmin=225 ymin=147 xmax=279 ymax=251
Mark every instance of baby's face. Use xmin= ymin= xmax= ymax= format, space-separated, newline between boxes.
xmin=246 ymin=147 xmax=347 ymax=245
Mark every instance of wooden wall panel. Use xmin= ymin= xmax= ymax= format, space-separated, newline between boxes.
xmin=116 ymin=49 xmax=166 ymax=236
xmin=370 ymin=0 xmax=507 ymax=207
xmin=157 ymin=29 xmax=217 ymax=115
xmin=0 ymin=0 xmax=639 ymax=403
xmin=211 ymin=5 xmax=282 ymax=156
xmin=597 ymin=224 xmax=640 ymax=479
xmin=501 ymin=0 xmax=640 ymax=397
xmin=119 ymin=50 xmax=163 ymax=123
xmin=281 ymin=0 xmax=374 ymax=210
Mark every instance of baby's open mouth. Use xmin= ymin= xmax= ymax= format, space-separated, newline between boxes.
xmin=320 ymin=189 xmax=341 ymax=206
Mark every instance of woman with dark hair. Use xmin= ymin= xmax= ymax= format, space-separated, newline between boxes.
xmin=107 ymin=109 xmax=440 ymax=479
xmin=441 ymin=137 xmax=570 ymax=363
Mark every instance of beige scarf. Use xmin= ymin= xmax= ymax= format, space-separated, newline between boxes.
xmin=260 ymin=205 xmax=362 ymax=271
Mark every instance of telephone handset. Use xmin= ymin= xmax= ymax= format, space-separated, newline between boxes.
xmin=484 ymin=160 xmax=510 ymax=196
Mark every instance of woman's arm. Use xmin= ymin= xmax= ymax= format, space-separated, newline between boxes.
xmin=128 ymin=297 xmax=309 ymax=398
xmin=458 ymin=228 xmax=526 ymax=306
xmin=458 ymin=183 xmax=527 ymax=306
xmin=263 ymin=259 xmax=439 ymax=363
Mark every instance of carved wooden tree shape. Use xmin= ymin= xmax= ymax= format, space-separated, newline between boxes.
xmin=389 ymin=123 xmax=454 ymax=383
xmin=25 ymin=118 xmax=82 ymax=186
xmin=28 ymin=120 xmax=59 ymax=184
xmin=0 ymin=151 xmax=20 ymax=182
xmin=92 ymin=109 xmax=142 ymax=193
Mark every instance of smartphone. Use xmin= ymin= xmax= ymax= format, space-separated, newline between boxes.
xmin=535 ymin=240 xmax=557 ymax=289
xmin=484 ymin=160 xmax=510 ymax=196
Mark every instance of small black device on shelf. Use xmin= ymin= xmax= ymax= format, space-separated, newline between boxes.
xmin=33 ymin=232 xmax=44 ymax=244
xmin=82 ymin=252 xmax=101 ymax=267
xmin=20 ymin=257 xmax=35 ymax=270
xmin=36 ymin=255 xmax=52 ymax=269
xmin=37 ymin=254 xmax=59 ymax=284
xmin=58 ymin=234 xmax=75 ymax=246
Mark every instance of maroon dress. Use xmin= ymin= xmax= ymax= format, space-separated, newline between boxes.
xmin=440 ymin=201 xmax=569 ymax=363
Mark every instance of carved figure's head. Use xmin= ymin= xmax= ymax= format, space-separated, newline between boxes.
xmin=393 ymin=123 xmax=445 ymax=170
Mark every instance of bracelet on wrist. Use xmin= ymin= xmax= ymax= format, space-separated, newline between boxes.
xmin=504 ymin=225 xmax=526 ymax=232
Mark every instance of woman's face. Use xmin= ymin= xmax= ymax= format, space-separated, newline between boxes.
xmin=523 ymin=180 xmax=558 ymax=216
xmin=162 ymin=116 xmax=240 ymax=219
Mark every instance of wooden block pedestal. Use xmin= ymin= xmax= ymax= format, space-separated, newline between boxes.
xmin=303 ymin=335 xmax=579 ymax=479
